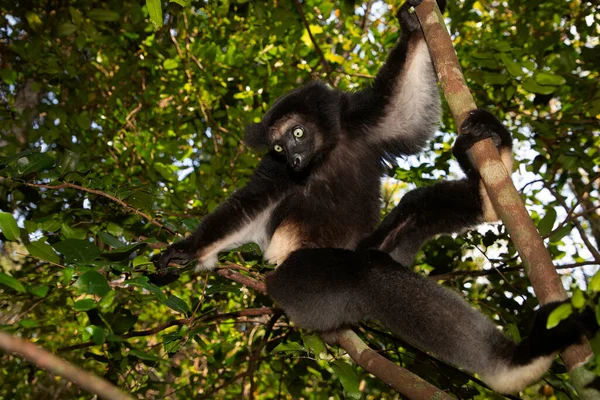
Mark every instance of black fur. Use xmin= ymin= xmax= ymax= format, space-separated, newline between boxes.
xmin=266 ymin=248 xmax=598 ymax=394
xmin=358 ymin=109 xmax=513 ymax=266
xmin=154 ymin=0 xmax=443 ymax=272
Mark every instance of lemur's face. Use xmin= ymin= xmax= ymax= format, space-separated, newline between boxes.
xmin=268 ymin=114 xmax=321 ymax=171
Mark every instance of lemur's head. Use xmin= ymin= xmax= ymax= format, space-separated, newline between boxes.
xmin=245 ymin=82 xmax=341 ymax=172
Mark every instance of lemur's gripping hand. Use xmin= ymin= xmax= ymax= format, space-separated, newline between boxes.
xmin=153 ymin=238 xmax=197 ymax=270
xmin=396 ymin=0 xmax=446 ymax=33
xmin=452 ymin=109 xmax=513 ymax=178
xmin=396 ymin=0 xmax=423 ymax=33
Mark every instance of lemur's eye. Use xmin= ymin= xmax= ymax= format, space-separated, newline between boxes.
xmin=293 ymin=127 xmax=304 ymax=138
xmin=274 ymin=144 xmax=283 ymax=153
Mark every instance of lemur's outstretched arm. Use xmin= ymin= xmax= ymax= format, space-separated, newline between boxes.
xmin=266 ymin=248 xmax=598 ymax=394
xmin=345 ymin=0 xmax=442 ymax=156
xmin=358 ymin=109 xmax=513 ymax=265
xmin=155 ymin=154 xmax=291 ymax=271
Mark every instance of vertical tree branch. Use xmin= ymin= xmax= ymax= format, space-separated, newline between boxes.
xmin=414 ymin=0 xmax=592 ymax=378
xmin=0 ymin=331 xmax=133 ymax=400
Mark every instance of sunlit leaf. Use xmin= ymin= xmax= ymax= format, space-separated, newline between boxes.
xmin=74 ymin=271 xmax=111 ymax=297
xmin=0 ymin=273 xmax=26 ymax=293
xmin=547 ymin=303 xmax=573 ymax=329
xmin=331 ymin=361 xmax=361 ymax=399
xmin=146 ymin=0 xmax=163 ymax=29
xmin=0 ymin=212 xmax=20 ymax=241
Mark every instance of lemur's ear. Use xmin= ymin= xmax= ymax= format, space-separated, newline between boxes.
xmin=244 ymin=122 xmax=269 ymax=151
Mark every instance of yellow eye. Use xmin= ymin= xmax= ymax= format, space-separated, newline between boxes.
xmin=293 ymin=127 xmax=304 ymax=138
xmin=274 ymin=145 xmax=283 ymax=152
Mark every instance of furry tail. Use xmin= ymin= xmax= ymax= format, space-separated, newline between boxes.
xmin=267 ymin=248 xmax=598 ymax=394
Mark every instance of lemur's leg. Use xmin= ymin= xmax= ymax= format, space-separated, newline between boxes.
xmin=267 ymin=248 xmax=598 ymax=395
xmin=358 ymin=109 xmax=513 ymax=266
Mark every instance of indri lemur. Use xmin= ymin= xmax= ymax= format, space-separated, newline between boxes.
xmin=154 ymin=0 xmax=598 ymax=394
xmin=267 ymin=110 xmax=599 ymax=394
xmin=156 ymin=0 xmax=498 ymax=272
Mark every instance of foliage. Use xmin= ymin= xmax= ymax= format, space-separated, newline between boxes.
xmin=0 ymin=0 xmax=599 ymax=398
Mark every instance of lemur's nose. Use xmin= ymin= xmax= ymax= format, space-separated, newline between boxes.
xmin=292 ymin=155 xmax=302 ymax=168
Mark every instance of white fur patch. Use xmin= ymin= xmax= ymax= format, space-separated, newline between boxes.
xmin=264 ymin=223 xmax=302 ymax=266
xmin=373 ymin=40 xmax=438 ymax=142
xmin=482 ymin=355 xmax=554 ymax=394
xmin=195 ymin=203 xmax=276 ymax=271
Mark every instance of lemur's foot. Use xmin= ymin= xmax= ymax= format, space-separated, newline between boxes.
xmin=453 ymin=109 xmax=512 ymax=157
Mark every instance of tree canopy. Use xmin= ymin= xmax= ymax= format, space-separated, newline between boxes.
xmin=1 ymin=0 xmax=599 ymax=398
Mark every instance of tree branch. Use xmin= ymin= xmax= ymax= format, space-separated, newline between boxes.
xmin=333 ymin=329 xmax=454 ymax=400
xmin=0 ymin=331 xmax=133 ymax=400
xmin=415 ymin=0 xmax=593 ymax=372
xmin=22 ymin=181 xmax=177 ymax=236
xmin=292 ymin=0 xmax=334 ymax=84
xmin=431 ymin=261 xmax=599 ymax=281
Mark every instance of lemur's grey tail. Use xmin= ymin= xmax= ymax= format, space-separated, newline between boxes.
xmin=364 ymin=260 xmax=595 ymax=394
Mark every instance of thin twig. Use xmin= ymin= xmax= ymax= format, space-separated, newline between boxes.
xmin=292 ymin=0 xmax=334 ymax=84
xmin=430 ymin=261 xmax=599 ymax=281
xmin=22 ymin=182 xmax=177 ymax=236
xmin=58 ymin=308 xmax=274 ymax=352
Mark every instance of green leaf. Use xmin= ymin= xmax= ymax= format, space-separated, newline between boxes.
xmin=30 ymin=285 xmax=49 ymax=298
xmin=92 ymin=326 xmax=106 ymax=345
xmin=163 ymin=331 xmax=183 ymax=353
xmin=88 ymin=9 xmax=120 ymax=22
xmin=163 ymin=59 xmax=178 ymax=70
xmin=19 ymin=319 xmax=40 ymax=329
xmin=0 ymin=212 xmax=20 ymax=241
xmin=75 ymin=271 xmax=111 ymax=297
xmin=98 ymin=232 xmax=126 ymax=249
xmin=57 ymin=149 xmax=80 ymax=173
xmin=538 ymin=208 xmax=557 ymax=236
xmin=0 ymin=272 xmax=26 ymax=293
xmin=53 ymin=239 xmax=101 ymax=263
xmin=500 ymin=54 xmax=522 ymax=77
xmin=534 ymin=72 xmax=566 ymax=86
xmin=272 ymin=342 xmax=305 ymax=353
xmin=331 ymin=360 xmax=361 ymax=399
xmin=522 ymin=78 xmax=557 ymax=95
xmin=74 ymin=298 xmax=97 ymax=311
xmin=572 ymin=288 xmax=585 ymax=309
xmin=550 ymin=225 xmax=572 ymax=243
xmin=125 ymin=276 xmax=166 ymax=301
xmin=590 ymin=270 xmax=600 ymax=292
xmin=56 ymin=23 xmax=77 ymax=37
xmin=163 ymin=295 xmax=190 ymax=314
xmin=547 ymin=303 xmax=573 ymax=329
xmin=25 ymin=11 xmax=43 ymax=32
xmin=0 ymin=69 xmax=17 ymax=85
xmin=169 ymin=0 xmax=190 ymax=7
xmin=16 ymin=153 xmax=55 ymax=175
xmin=302 ymin=333 xmax=326 ymax=358
xmin=146 ymin=0 xmax=163 ymax=29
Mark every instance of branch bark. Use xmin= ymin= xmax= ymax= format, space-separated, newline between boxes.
xmin=414 ymin=0 xmax=592 ymax=376
xmin=334 ymin=330 xmax=454 ymax=400
xmin=0 ymin=331 xmax=133 ymax=400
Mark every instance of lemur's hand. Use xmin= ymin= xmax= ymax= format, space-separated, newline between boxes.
xmin=452 ymin=109 xmax=513 ymax=181
xmin=453 ymin=109 xmax=512 ymax=157
xmin=153 ymin=239 xmax=197 ymax=270
xmin=396 ymin=0 xmax=423 ymax=33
